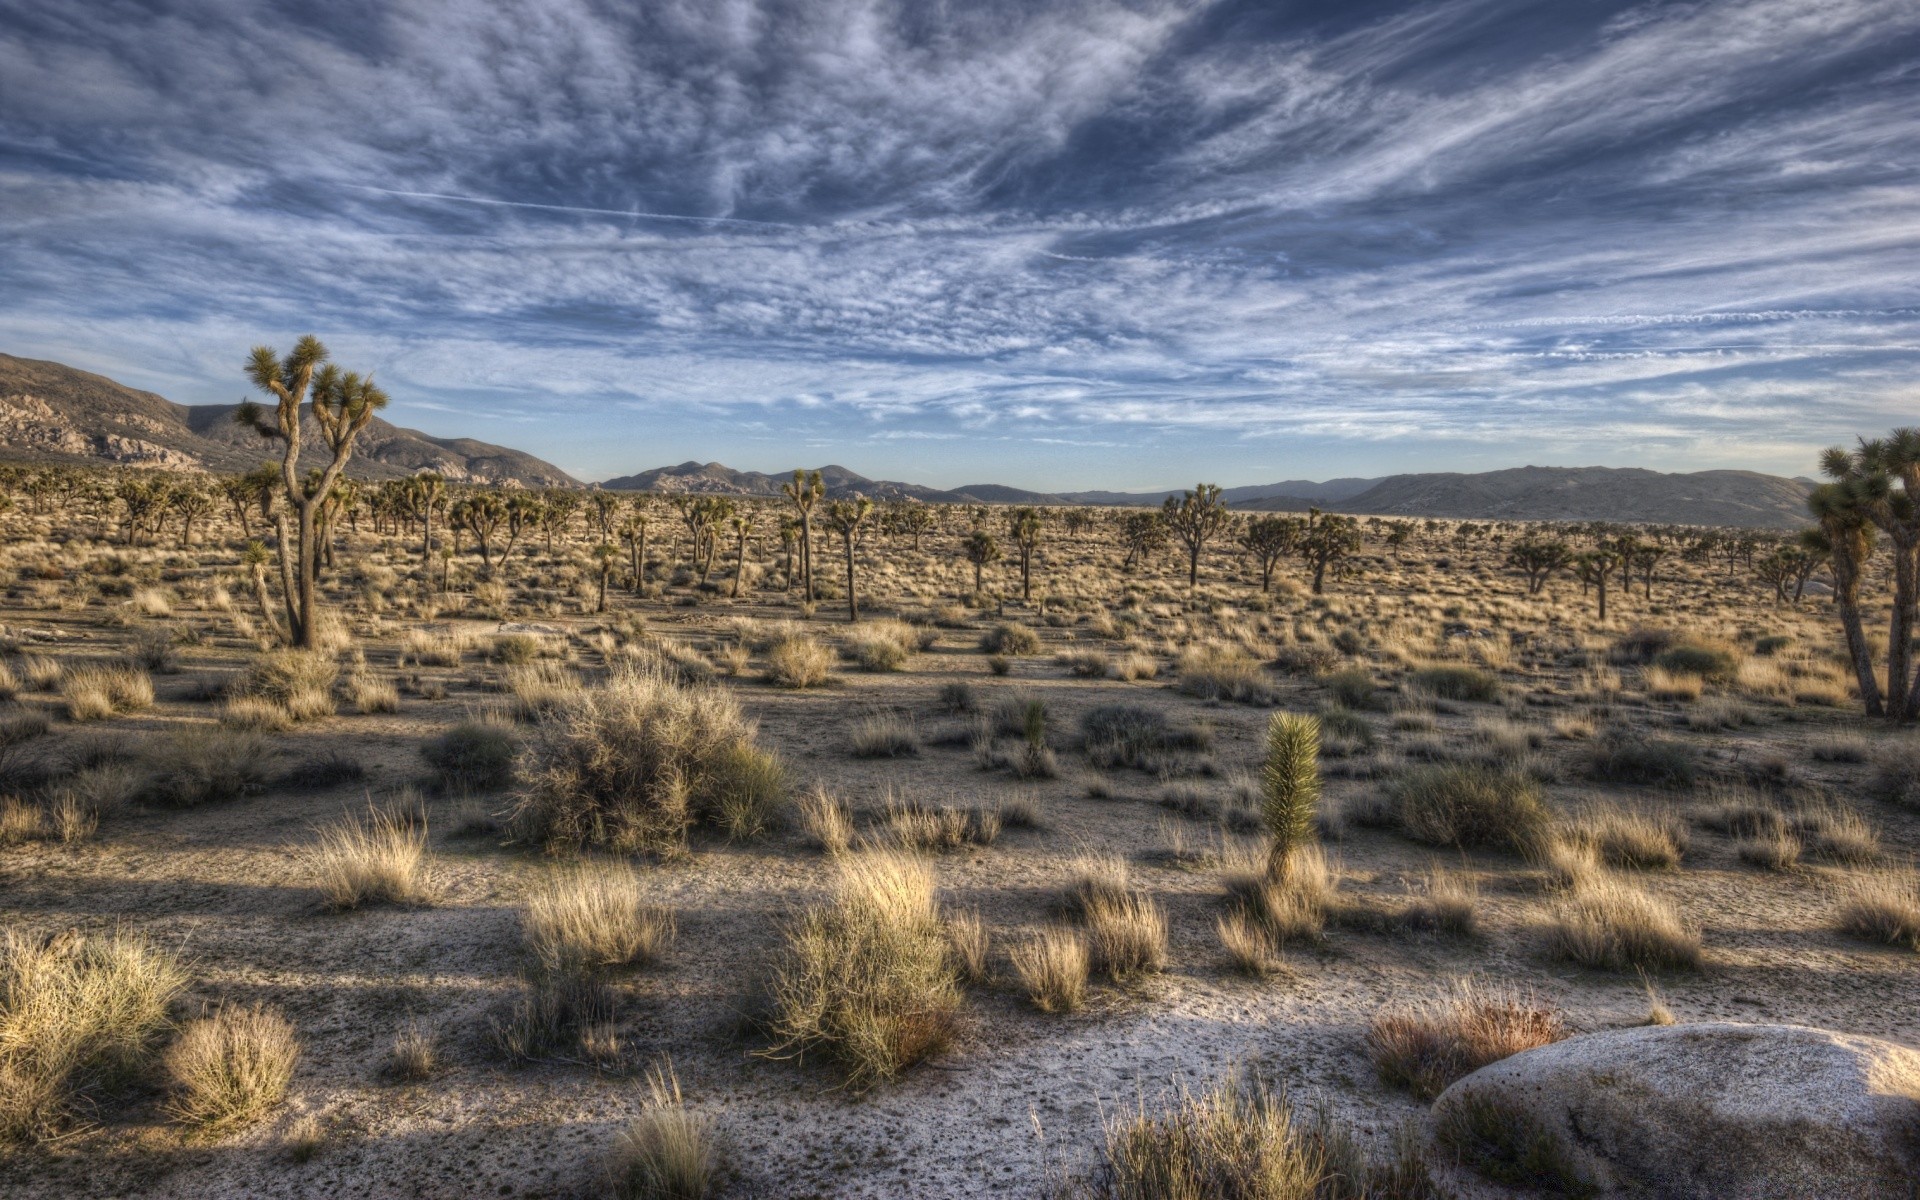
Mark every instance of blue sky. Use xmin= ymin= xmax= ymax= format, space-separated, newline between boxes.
xmin=2 ymin=0 xmax=1917 ymax=489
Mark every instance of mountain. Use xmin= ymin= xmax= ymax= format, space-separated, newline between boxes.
xmin=601 ymin=461 xmax=972 ymax=503
xmin=951 ymin=483 xmax=1067 ymax=505
xmin=1059 ymin=478 xmax=1380 ymax=506
xmin=1237 ymin=466 xmax=1811 ymax=528
xmin=0 ymin=352 xmax=578 ymax=486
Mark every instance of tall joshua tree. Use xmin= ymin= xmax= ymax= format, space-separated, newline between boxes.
xmin=1572 ymin=548 xmax=1620 ymax=622
xmin=236 ymin=336 xmax=387 ymax=648
xmin=825 ymin=496 xmax=873 ymax=621
xmin=1241 ymin=514 xmax=1302 ymax=593
xmin=1163 ymin=483 xmax=1230 ymax=589
xmin=1822 ymin=432 xmax=1920 ymax=719
xmin=783 ymin=469 xmax=824 ymax=603
xmin=1808 ymin=478 xmax=1883 ymax=716
xmin=1261 ymin=712 xmax=1321 ymax=881
xmin=965 ymin=529 xmax=1000 ymax=597
xmin=1007 ymin=506 xmax=1042 ymax=600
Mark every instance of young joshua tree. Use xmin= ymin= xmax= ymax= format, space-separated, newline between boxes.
xmin=1240 ymin=514 xmax=1302 ymax=592
xmin=825 ymin=497 xmax=873 ymax=621
xmin=235 ymin=335 xmax=388 ymax=648
xmin=1299 ymin=512 xmax=1362 ymax=594
xmin=1007 ymin=506 xmax=1042 ymax=600
xmin=783 ymin=469 xmax=825 ymax=602
xmin=1262 ymin=712 xmax=1321 ymax=880
xmin=965 ymin=529 xmax=1001 ymax=597
xmin=1821 ymin=432 xmax=1920 ymax=720
xmin=1163 ymin=483 xmax=1230 ymax=589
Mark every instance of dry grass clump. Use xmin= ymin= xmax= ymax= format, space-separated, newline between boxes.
xmin=1570 ymin=807 xmax=1688 ymax=870
xmin=1367 ymin=981 xmax=1566 ymax=1100
xmin=163 ymin=1005 xmax=299 ymax=1135
xmin=761 ymin=852 xmax=963 ymax=1091
xmin=1390 ymin=765 xmax=1551 ymax=856
xmin=1793 ymin=801 xmax=1881 ymax=864
xmin=1220 ymin=843 xmax=1335 ymax=945
xmin=143 ymin=725 xmax=271 ymax=806
xmin=0 ymin=795 xmax=43 ymax=845
xmin=849 ymin=710 xmax=919 ymax=758
xmin=399 ymin=629 xmax=469 ymax=667
xmin=523 ymin=863 xmax=674 ymax=977
xmin=1736 ymin=828 xmax=1802 ymax=871
xmin=796 ymin=786 xmax=853 ymax=854
xmin=420 ymin=720 xmax=517 ymax=791
xmin=1113 ymin=651 xmax=1161 ymax=681
xmin=880 ymin=795 xmax=998 ymax=851
xmin=384 ymin=1020 xmax=438 ymax=1082
xmin=1215 ymin=913 xmax=1281 ymax=977
xmin=843 ymin=619 xmax=921 ymax=672
xmin=763 ymin=631 xmax=833 ymax=688
xmin=1833 ymin=871 xmax=1920 ymax=951
xmin=1399 ymin=866 xmax=1479 ymax=936
xmin=1175 ymin=644 xmax=1276 ymax=704
xmin=606 ymin=1061 xmax=720 ymax=1200
xmin=980 ymin=622 xmax=1041 ymax=656
xmin=60 ymin=662 xmax=154 ymax=721
xmin=1585 ymin=732 xmax=1697 ymax=787
xmin=1012 ymin=926 xmax=1089 ymax=1013
xmin=347 ymin=670 xmax=401 ymax=714
xmin=946 ymin=908 xmax=990 ymax=986
xmin=1083 ymin=891 xmax=1168 ymax=981
xmin=1547 ymin=875 xmax=1701 ymax=971
xmin=1868 ymin=737 xmax=1920 ymax=808
xmin=511 ymin=668 xmax=785 ymax=853
xmin=502 ymin=661 xmax=582 ymax=721
xmin=309 ymin=808 xmax=433 ymax=910
xmin=1644 ymin=666 xmax=1704 ymax=701
xmin=0 ymin=928 xmax=188 ymax=1145
xmin=233 ymin=650 xmax=338 ymax=723
xmin=1407 ymin=664 xmax=1500 ymax=703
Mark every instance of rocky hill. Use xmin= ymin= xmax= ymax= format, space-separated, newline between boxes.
xmin=1237 ymin=466 xmax=1810 ymax=528
xmin=602 ymin=461 xmax=986 ymax=503
xmin=0 ymin=352 xmax=579 ymax=486
xmin=1061 ymin=478 xmax=1379 ymax=506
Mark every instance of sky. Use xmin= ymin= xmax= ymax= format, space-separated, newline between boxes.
xmin=2 ymin=0 xmax=1918 ymax=490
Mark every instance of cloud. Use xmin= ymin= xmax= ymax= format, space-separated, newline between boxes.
xmin=0 ymin=0 xmax=1916 ymax=487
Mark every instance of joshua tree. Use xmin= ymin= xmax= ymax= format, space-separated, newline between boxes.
xmin=619 ymin=503 xmax=650 ymax=593
xmin=1572 ymin=548 xmax=1620 ymax=621
xmin=235 ymin=335 xmax=388 ymax=648
xmin=454 ymin=491 xmax=508 ymax=572
xmin=592 ymin=543 xmax=617 ymax=613
xmin=900 ymin=503 xmax=936 ymax=549
xmin=1007 ymin=506 xmax=1042 ymax=600
xmin=965 ymin=529 xmax=1001 ymax=596
xmin=538 ymin=490 xmax=580 ymax=556
xmin=1807 ymin=480 xmax=1881 ymax=715
xmin=1119 ymin=510 xmax=1167 ymax=574
xmin=1261 ymin=712 xmax=1321 ymax=881
xmin=170 ymin=485 xmax=214 ymax=548
xmin=777 ymin=517 xmax=800 ymax=591
xmin=1820 ymin=432 xmax=1920 ymax=720
xmin=825 ymin=496 xmax=873 ymax=621
xmin=729 ymin=514 xmax=752 ymax=599
xmin=1241 ymin=514 xmax=1303 ymax=592
xmin=398 ymin=472 xmax=446 ymax=575
xmin=1506 ymin=538 xmax=1572 ymax=596
xmin=1384 ymin=522 xmax=1413 ymax=560
xmin=1299 ymin=514 xmax=1362 ymax=594
xmin=1162 ymin=483 xmax=1230 ymax=588
xmin=783 ymin=469 xmax=824 ymax=602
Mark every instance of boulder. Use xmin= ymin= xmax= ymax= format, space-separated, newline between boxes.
xmin=1431 ymin=1022 xmax=1920 ymax=1199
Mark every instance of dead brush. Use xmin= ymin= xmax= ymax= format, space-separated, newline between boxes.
xmin=1368 ymin=980 xmax=1566 ymax=1100
xmin=1011 ymin=926 xmax=1089 ymax=1013
xmin=1833 ymin=870 xmax=1920 ymax=951
xmin=1547 ymin=874 xmax=1701 ymax=971
xmin=163 ymin=1004 xmax=300 ymax=1136
xmin=523 ymin=862 xmax=675 ymax=977
xmin=59 ymin=662 xmax=154 ymax=721
xmin=308 ymin=807 xmax=433 ymax=910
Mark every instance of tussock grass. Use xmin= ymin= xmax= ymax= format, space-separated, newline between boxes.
xmin=980 ymin=623 xmax=1041 ymax=656
xmin=1570 ymin=807 xmax=1687 ymax=870
xmin=1407 ymin=664 xmax=1500 ymax=703
xmin=1216 ymin=913 xmax=1281 ymax=977
xmin=1547 ymin=875 xmax=1700 ymax=971
xmin=1399 ymin=866 xmax=1479 ymax=936
xmin=421 ymin=721 xmax=517 ymax=791
xmin=1390 ymin=765 xmax=1552 ymax=856
xmin=233 ymin=650 xmax=337 ymax=723
xmin=761 ymin=852 xmax=963 ymax=1091
xmin=1367 ymin=981 xmax=1565 ymax=1101
xmin=1175 ymin=644 xmax=1275 ymax=704
xmin=163 ymin=1005 xmax=299 ymax=1135
xmin=310 ymin=808 xmax=433 ymax=910
xmin=1833 ymin=871 xmax=1920 ymax=951
xmin=523 ymin=863 xmax=674 ymax=977
xmin=764 ymin=634 xmax=833 ymax=689
xmin=607 ymin=1061 xmax=720 ymax=1200
xmin=797 ymin=786 xmax=853 ymax=854
xmin=1012 ymin=926 xmax=1089 ymax=1013
xmin=60 ymin=663 xmax=153 ymax=721
xmin=143 ymin=726 xmax=271 ymax=806
xmin=1083 ymin=891 xmax=1168 ymax=981
xmin=0 ymin=929 xmax=187 ymax=1145
xmin=849 ymin=710 xmax=919 ymax=758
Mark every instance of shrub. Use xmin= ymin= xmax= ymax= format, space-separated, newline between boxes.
xmin=946 ymin=909 xmax=990 ymax=986
xmin=1652 ymin=640 xmax=1739 ymax=682
xmin=797 ymin=786 xmax=852 ymax=855
xmin=163 ymin=1005 xmax=300 ymax=1135
xmin=1322 ymin=668 xmax=1377 ymax=710
xmin=1834 ymin=871 xmax=1920 ymax=951
xmin=607 ymin=1062 xmax=719 ymax=1200
xmin=1436 ymin=1091 xmax=1592 ymax=1196
xmin=0 ymin=928 xmax=187 ymax=1145
xmin=844 ymin=620 xmax=918 ymax=672
xmin=1113 ymin=651 xmax=1161 ymax=681
xmin=488 ymin=634 xmax=544 ymax=665
xmin=937 ymin=681 xmax=977 ymax=714
xmin=1086 ymin=1074 xmax=1325 ymax=1199
xmin=510 ymin=669 xmax=783 ymax=852
xmin=1585 ymin=733 xmax=1696 ymax=788
xmin=142 ymin=726 xmax=271 ymax=806
xmin=1572 ymin=808 xmax=1687 ymax=870
xmin=1011 ymin=926 xmax=1089 ymax=1013
xmin=235 ymin=650 xmax=338 ymax=723
xmin=761 ymin=853 xmax=963 ymax=1091
xmin=1547 ymin=876 xmax=1701 ymax=970
xmin=1407 ymin=664 xmax=1499 ymax=703
xmin=1084 ymin=892 xmax=1168 ymax=981
xmin=1868 ymin=738 xmax=1920 ymax=808
xmin=277 ymin=751 xmax=366 ymax=792
xmin=764 ymin=635 xmax=832 ymax=689
xmin=422 ymin=721 xmax=517 ymax=791
xmin=1390 ymin=765 xmax=1551 ymax=855
xmin=503 ymin=661 xmax=582 ymax=721
xmin=849 ymin=711 xmax=919 ymax=758
xmin=310 ymin=808 xmax=432 ymax=910
xmin=1058 ymin=649 xmax=1110 ymax=678
xmin=980 ymin=623 xmax=1041 ymax=656
xmin=1367 ymin=982 xmax=1565 ymax=1101
xmin=1176 ymin=644 xmax=1275 ymax=704
xmin=706 ymin=742 xmax=788 ymax=840
xmin=524 ymin=863 xmax=674 ymax=977
xmin=1081 ymin=704 xmax=1203 ymax=770
xmin=347 ymin=671 xmax=401 ymax=714
xmin=60 ymin=663 xmax=154 ymax=721
xmin=0 ymin=797 xmax=42 ymax=846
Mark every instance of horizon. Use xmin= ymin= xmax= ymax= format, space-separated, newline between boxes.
xmin=4 ymin=1 xmax=1919 ymax=489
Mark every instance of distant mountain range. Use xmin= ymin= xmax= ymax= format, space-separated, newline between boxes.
xmin=0 ymin=352 xmax=578 ymax=487
xmin=0 ymin=352 xmax=1813 ymax=526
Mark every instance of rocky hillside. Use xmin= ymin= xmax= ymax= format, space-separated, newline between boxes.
xmin=0 ymin=352 xmax=579 ymax=486
xmin=1061 ymin=478 xmax=1379 ymax=506
xmin=603 ymin=461 xmax=990 ymax=503
xmin=1238 ymin=466 xmax=1811 ymax=528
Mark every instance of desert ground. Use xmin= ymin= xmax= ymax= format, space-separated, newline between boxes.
xmin=1 ymin=476 xmax=1915 ymax=1199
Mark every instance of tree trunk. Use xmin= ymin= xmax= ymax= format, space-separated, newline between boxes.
xmin=1890 ymin=538 xmax=1917 ymax=722
xmin=843 ymin=534 xmax=858 ymax=622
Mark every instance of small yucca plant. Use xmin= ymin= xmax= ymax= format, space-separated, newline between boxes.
xmin=1261 ymin=712 xmax=1321 ymax=881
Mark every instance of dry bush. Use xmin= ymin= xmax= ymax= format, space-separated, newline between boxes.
xmin=1547 ymin=875 xmax=1701 ymax=971
xmin=844 ymin=619 xmax=920 ymax=672
xmin=606 ymin=1061 xmax=720 ymax=1200
xmin=511 ymin=668 xmax=784 ymax=853
xmin=143 ymin=725 xmax=271 ymax=806
xmin=1057 ymin=649 xmax=1111 ymax=678
xmin=421 ymin=721 xmax=517 ymax=792
xmin=1644 ymin=666 xmax=1704 ymax=701
xmin=1793 ymin=801 xmax=1881 ymax=864
xmin=1062 ymin=853 xmax=1134 ymax=919
xmin=759 ymin=633 xmax=830 ymax=690
xmin=1571 ymin=807 xmax=1688 ymax=870
xmin=163 ymin=1005 xmax=300 ymax=1135
xmin=1084 ymin=892 xmax=1168 ymax=981
xmin=310 ymin=808 xmax=432 ymax=910
xmin=797 ymin=786 xmax=852 ymax=854
xmin=1011 ymin=926 xmax=1089 ymax=1013
xmin=849 ymin=711 xmax=918 ymax=758
xmin=523 ymin=863 xmax=674 ymax=977
xmin=1215 ymin=913 xmax=1280 ymax=977
xmin=1833 ymin=871 xmax=1920 ymax=951
xmin=230 ymin=650 xmax=338 ymax=724
xmin=1390 ymin=765 xmax=1551 ymax=856
xmin=1367 ymin=981 xmax=1565 ymax=1101
xmin=761 ymin=852 xmax=963 ymax=1090
xmin=1084 ymin=1073 xmax=1336 ymax=1200
xmin=980 ymin=623 xmax=1041 ymax=656
xmin=1175 ymin=644 xmax=1276 ymax=704
xmin=1585 ymin=732 xmax=1697 ymax=787
xmin=1869 ymin=737 xmax=1920 ymax=808
xmin=1399 ymin=866 xmax=1479 ymax=936
xmin=60 ymin=663 xmax=153 ymax=721
xmin=0 ymin=928 xmax=187 ymax=1145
